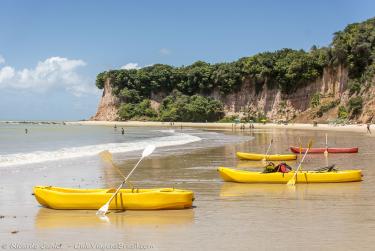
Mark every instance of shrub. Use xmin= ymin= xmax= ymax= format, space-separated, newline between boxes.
xmin=310 ymin=93 xmax=321 ymax=108
xmin=96 ymin=71 xmax=107 ymax=89
xmin=119 ymin=88 xmax=141 ymax=103
xmin=348 ymin=97 xmax=363 ymax=115
xmin=218 ymin=115 xmax=239 ymax=123
xmin=348 ymin=80 xmax=361 ymax=96
xmin=316 ymin=100 xmax=339 ymax=117
xmin=118 ymin=99 xmax=157 ymax=120
xmin=118 ymin=104 xmax=136 ymax=120
xmin=158 ymin=92 xmax=224 ymax=122
xmin=338 ymin=106 xmax=349 ymax=119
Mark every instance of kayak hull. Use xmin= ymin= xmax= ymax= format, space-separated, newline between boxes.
xmin=218 ymin=167 xmax=362 ymax=183
xmin=33 ymin=186 xmax=194 ymax=210
xmin=290 ymin=146 xmax=358 ymax=154
xmin=236 ymin=152 xmax=297 ymax=161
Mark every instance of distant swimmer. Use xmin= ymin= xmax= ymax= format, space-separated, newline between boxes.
xmin=25 ymin=128 xmax=28 ymax=134
xmin=114 ymin=124 xmax=117 ymax=131
xmin=121 ymin=128 xmax=125 ymax=135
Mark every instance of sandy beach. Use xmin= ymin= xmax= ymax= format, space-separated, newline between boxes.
xmin=1 ymin=123 xmax=375 ymax=250
xmin=69 ymin=120 xmax=374 ymax=134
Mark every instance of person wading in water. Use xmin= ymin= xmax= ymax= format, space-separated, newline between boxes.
xmin=121 ymin=128 xmax=125 ymax=135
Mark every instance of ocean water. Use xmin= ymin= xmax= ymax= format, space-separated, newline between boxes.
xmin=0 ymin=122 xmax=250 ymax=169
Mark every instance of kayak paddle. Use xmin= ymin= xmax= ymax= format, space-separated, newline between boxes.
xmin=262 ymin=139 xmax=274 ymax=163
xmin=287 ymin=140 xmax=312 ymax=186
xmin=99 ymin=150 xmax=126 ymax=179
xmin=97 ymin=145 xmax=156 ymax=215
xmin=99 ymin=150 xmax=136 ymax=188
xmin=324 ymin=134 xmax=328 ymax=157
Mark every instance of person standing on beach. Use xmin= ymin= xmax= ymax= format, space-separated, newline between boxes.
xmin=121 ymin=128 xmax=125 ymax=135
xmin=367 ymin=123 xmax=371 ymax=134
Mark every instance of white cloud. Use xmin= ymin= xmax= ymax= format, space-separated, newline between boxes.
xmin=120 ymin=62 xmax=141 ymax=70
xmin=0 ymin=56 xmax=97 ymax=97
xmin=0 ymin=66 xmax=15 ymax=82
xmin=159 ymin=48 xmax=171 ymax=55
xmin=0 ymin=54 xmax=5 ymax=64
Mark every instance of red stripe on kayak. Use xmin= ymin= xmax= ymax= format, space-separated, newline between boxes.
xmin=290 ymin=146 xmax=358 ymax=153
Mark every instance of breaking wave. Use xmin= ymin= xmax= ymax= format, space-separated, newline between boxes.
xmin=0 ymin=132 xmax=201 ymax=167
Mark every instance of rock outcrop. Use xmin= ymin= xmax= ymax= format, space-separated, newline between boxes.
xmin=91 ymin=78 xmax=120 ymax=121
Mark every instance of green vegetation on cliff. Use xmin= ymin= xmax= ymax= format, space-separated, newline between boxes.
xmin=96 ymin=17 xmax=375 ymax=122
xmin=96 ymin=49 xmax=327 ymax=98
xmin=331 ymin=18 xmax=375 ymax=79
xmin=159 ymin=91 xmax=224 ymax=122
xmin=117 ymin=91 xmax=224 ymax=122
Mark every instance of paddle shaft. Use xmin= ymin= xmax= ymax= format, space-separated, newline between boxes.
xmin=263 ymin=139 xmax=273 ymax=160
xmin=291 ymin=146 xmax=311 ymax=180
xmin=324 ymin=134 xmax=328 ymax=157
xmin=105 ymin=157 xmax=144 ymax=206
xmin=99 ymin=151 xmax=126 ymax=179
xmin=325 ymin=134 xmax=328 ymax=149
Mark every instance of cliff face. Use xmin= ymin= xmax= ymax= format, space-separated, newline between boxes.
xmin=91 ymin=65 xmax=374 ymax=123
xmin=359 ymin=76 xmax=375 ymax=123
xmin=211 ymin=65 xmax=349 ymax=122
xmin=91 ymin=78 xmax=120 ymax=121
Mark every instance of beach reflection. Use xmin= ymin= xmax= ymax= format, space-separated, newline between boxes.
xmin=35 ymin=208 xmax=195 ymax=229
xmin=220 ymin=182 xmax=362 ymax=198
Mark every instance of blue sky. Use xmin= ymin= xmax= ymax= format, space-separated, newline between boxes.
xmin=0 ymin=0 xmax=374 ymax=120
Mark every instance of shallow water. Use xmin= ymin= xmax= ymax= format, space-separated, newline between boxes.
xmin=0 ymin=127 xmax=374 ymax=250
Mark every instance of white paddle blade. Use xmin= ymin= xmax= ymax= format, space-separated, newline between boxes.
xmin=96 ymin=203 xmax=109 ymax=216
xmin=142 ymin=145 xmax=156 ymax=158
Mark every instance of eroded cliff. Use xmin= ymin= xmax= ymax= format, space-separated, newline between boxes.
xmin=91 ymin=78 xmax=119 ymax=121
xmin=212 ymin=65 xmax=350 ymax=122
xmin=91 ymin=64 xmax=374 ymax=123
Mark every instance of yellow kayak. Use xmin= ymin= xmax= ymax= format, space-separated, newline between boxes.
xmin=218 ymin=167 xmax=362 ymax=183
xmin=236 ymin=152 xmax=297 ymax=161
xmin=33 ymin=186 xmax=194 ymax=210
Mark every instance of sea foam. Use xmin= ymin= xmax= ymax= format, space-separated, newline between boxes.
xmin=0 ymin=132 xmax=201 ymax=167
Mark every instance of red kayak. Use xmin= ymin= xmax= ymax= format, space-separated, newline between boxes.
xmin=290 ymin=146 xmax=358 ymax=154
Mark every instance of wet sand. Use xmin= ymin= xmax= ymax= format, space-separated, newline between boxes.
xmin=1 ymin=128 xmax=375 ymax=250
